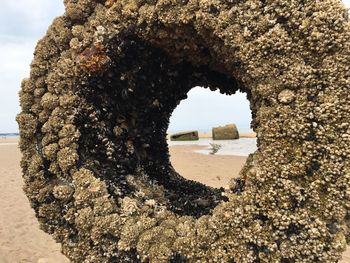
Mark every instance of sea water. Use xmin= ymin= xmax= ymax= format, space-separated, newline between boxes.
xmin=168 ymin=138 xmax=257 ymax=157
xmin=0 ymin=133 xmax=19 ymax=138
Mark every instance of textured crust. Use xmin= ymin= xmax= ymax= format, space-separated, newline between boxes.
xmin=17 ymin=0 xmax=350 ymax=262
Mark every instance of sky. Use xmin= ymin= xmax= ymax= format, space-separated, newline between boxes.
xmin=168 ymin=88 xmax=252 ymax=132
xmin=0 ymin=1 xmax=349 ymax=133
xmin=0 ymin=1 xmax=65 ymax=133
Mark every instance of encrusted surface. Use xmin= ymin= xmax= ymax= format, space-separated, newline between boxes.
xmin=212 ymin=124 xmax=239 ymax=140
xmin=17 ymin=0 xmax=350 ymax=262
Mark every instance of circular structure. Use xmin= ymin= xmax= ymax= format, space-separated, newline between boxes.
xmin=17 ymin=0 xmax=350 ymax=262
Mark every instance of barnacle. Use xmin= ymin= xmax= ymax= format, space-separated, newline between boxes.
xmin=18 ymin=0 xmax=350 ymax=262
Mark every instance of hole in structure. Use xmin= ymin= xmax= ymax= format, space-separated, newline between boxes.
xmin=168 ymin=87 xmax=252 ymax=134
xmin=167 ymin=87 xmax=256 ymax=189
xmin=76 ymin=35 xmax=256 ymax=218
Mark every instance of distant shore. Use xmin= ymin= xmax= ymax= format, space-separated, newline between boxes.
xmin=0 ymin=131 xmax=257 ymax=143
xmin=198 ymin=132 xmax=256 ymax=139
xmin=167 ymin=131 xmax=256 ymax=140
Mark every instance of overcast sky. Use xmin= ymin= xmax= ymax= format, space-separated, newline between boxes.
xmin=0 ymin=1 xmax=349 ymax=133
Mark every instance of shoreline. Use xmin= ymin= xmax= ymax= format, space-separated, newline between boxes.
xmin=196 ymin=132 xmax=256 ymax=139
xmin=167 ymin=131 xmax=256 ymax=140
xmin=1 ymin=132 xmax=257 ymax=142
xmin=168 ymin=137 xmax=257 ymax=157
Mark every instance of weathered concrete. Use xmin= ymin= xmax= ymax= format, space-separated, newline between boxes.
xmin=170 ymin=131 xmax=199 ymax=141
xmin=212 ymin=124 xmax=239 ymax=140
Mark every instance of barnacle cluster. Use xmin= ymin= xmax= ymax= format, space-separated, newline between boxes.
xmin=17 ymin=0 xmax=350 ymax=262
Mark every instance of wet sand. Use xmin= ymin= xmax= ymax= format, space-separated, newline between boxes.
xmin=0 ymin=138 xmax=349 ymax=262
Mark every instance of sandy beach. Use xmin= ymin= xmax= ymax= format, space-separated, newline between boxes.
xmin=0 ymin=138 xmax=69 ymax=263
xmin=1 ymin=137 xmax=349 ymax=262
xmin=169 ymin=144 xmax=247 ymax=188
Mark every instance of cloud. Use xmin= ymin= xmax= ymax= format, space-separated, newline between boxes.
xmin=0 ymin=42 xmax=34 ymax=133
xmin=169 ymin=88 xmax=252 ymax=132
xmin=0 ymin=1 xmax=64 ymax=38
xmin=0 ymin=0 xmax=64 ymax=133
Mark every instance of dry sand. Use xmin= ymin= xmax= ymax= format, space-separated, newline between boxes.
xmin=0 ymin=138 xmax=349 ymax=262
xmin=0 ymin=139 xmax=69 ymax=263
xmin=169 ymin=145 xmax=247 ymax=188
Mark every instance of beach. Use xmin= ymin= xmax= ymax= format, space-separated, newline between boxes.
xmin=169 ymin=144 xmax=247 ymax=188
xmin=1 ymin=137 xmax=349 ymax=262
xmin=0 ymin=138 xmax=69 ymax=263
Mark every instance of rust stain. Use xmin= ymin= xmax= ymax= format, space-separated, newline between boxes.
xmin=105 ymin=0 xmax=116 ymax=8
xmin=77 ymin=44 xmax=111 ymax=74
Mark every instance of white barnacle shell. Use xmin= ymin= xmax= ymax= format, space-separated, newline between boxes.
xmin=120 ymin=197 xmax=140 ymax=216
xmin=278 ymin=89 xmax=296 ymax=104
xmin=144 ymin=199 xmax=156 ymax=207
